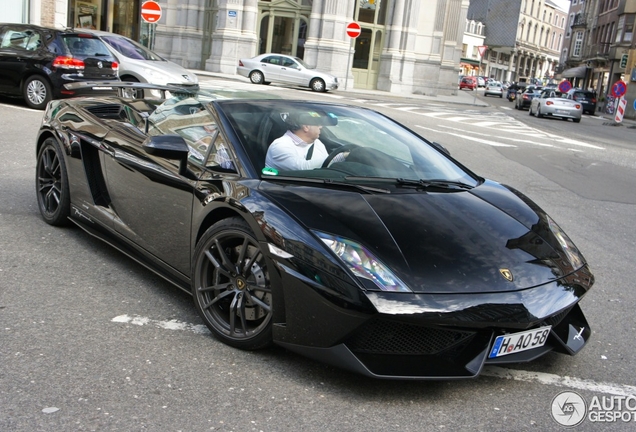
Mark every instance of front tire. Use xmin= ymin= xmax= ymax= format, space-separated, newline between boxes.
xmin=24 ymin=76 xmax=51 ymax=110
xmin=249 ymin=70 xmax=264 ymax=84
xmin=192 ymin=218 xmax=273 ymax=350
xmin=310 ymin=78 xmax=326 ymax=92
xmin=122 ymin=76 xmax=143 ymax=99
xmin=36 ymin=137 xmax=71 ymax=226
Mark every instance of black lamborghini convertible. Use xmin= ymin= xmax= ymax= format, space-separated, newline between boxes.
xmin=35 ymin=82 xmax=594 ymax=379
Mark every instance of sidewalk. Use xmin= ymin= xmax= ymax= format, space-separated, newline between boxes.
xmin=191 ymin=69 xmax=490 ymax=108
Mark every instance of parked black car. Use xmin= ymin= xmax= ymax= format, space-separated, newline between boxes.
xmin=0 ymin=24 xmax=120 ymax=109
xmin=515 ymin=87 xmax=542 ymax=110
xmin=566 ymin=89 xmax=597 ymax=115
xmin=34 ymin=82 xmax=594 ymax=379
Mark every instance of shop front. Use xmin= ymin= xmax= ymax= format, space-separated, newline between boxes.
xmin=67 ymin=0 xmax=141 ymax=41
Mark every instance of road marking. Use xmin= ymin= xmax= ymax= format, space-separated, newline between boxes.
xmin=112 ymin=314 xmax=210 ymax=334
xmin=111 ymin=314 xmax=636 ymax=396
xmin=482 ymin=366 xmax=636 ymax=397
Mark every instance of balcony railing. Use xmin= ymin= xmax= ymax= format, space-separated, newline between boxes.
xmin=583 ymin=42 xmax=610 ymax=59
xmin=572 ymin=13 xmax=587 ymax=28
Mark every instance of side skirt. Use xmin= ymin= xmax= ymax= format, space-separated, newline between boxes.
xmin=68 ymin=208 xmax=191 ymax=294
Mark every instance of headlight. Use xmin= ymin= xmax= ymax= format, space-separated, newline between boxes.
xmin=546 ymin=215 xmax=585 ymax=269
xmin=314 ymin=231 xmax=411 ymax=292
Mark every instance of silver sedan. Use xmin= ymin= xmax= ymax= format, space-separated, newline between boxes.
xmin=529 ymin=89 xmax=582 ymax=123
xmin=237 ymin=53 xmax=338 ymax=92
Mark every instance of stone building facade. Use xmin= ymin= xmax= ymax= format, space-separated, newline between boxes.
xmin=11 ymin=0 xmax=470 ymax=96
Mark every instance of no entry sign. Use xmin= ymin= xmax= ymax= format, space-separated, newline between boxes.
xmin=141 ymin=1 xmax=162 ymax=23
xmin=346 ymin=22 xmax=361 ymax=38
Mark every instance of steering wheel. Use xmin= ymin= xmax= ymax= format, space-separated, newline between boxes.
xmin=322 ymin=144 xmax=359 ymax=168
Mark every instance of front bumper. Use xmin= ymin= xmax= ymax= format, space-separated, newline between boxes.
xmin=273 ymin=263 xmax=593 ymax=379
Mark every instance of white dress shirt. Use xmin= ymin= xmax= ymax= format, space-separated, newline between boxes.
xmin=265 ymin=130 xmax=329 ymax=171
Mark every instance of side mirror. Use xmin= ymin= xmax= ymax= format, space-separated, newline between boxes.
xmin=142 ymin=134 xmax=192 ymax=177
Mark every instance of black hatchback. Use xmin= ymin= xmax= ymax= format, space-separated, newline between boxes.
xmin=566 ymin=89 xmax=597 ymax=115
xmin=0 ymin=24 xmax=120 ymax=109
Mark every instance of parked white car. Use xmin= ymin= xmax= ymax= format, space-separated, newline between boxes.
xmin=80 ymin=30 xmax=198 ymax=96
xmin=237 ymin=53 xmax=338 ymax=92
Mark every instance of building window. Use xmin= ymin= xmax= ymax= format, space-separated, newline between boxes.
xmin=573 ymin=31 xmax=583 ymax=56
xmin=624 ymin=15 xmax=634 ymax=42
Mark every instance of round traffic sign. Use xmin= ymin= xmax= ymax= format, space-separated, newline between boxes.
xmin=558 ymin=80 xmax=572 ymax=93
xmin=346 ymin=22 xmax=361 ymax=38
xmin=141 ymin=1 xmax=162 ymax=23
xmin=611 ymin=80 xmax=627 ymax=98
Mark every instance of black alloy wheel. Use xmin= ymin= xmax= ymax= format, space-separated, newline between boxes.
xmin=36 ymin=138 xmax=71 ymax=226
xmin=193 ymin=218 xmax=273 ymax=350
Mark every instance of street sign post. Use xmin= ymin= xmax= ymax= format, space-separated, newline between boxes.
xmin=615 ymin=97 xmax=627 ymax=123
xmin=558 ymin=80 xmax=572 ymax=93
xmin=611 ymin=80 xmax=627 ymax=98
xmin=141 ymin=1 xmax=162 ymax=23
xmin=344 ymin=22 xmax=361 ymax=90
xmin=346 ymin=22 xmax=361 ymax=38
xmin=141 ymin=1 xmax=162 ymax=51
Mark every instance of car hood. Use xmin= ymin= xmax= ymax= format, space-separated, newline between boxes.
xmin=119 ymin=58 xmax=199 ymax=85
xmin=260 ymin=180 xmax=574 ymax=294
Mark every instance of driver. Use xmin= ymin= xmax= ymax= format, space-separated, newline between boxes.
xmin=265 ymin=111 xmax=343 ymax=171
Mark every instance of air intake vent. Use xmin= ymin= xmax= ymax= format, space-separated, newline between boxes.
xmin=85 ymin=104 xmax=125 ymax=119
xmin=346 ymin=320 xmax=475 ymax=355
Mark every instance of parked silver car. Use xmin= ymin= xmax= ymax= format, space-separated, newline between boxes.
xmin=80 ymin=30 xmax=198 ymax=95
xmin=529 ymin=89 xmax=582 ymax=123
xmin=484 ymin=81 xmax=503 ymax=98
xmin=237 ymin=53 xmax=338 ymax=92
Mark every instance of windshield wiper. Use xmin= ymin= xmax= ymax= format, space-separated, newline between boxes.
xmin=344 ymin=176 xmax=474 ymax=190
xmin=396 ymin=178 xmax=474 ymax=190
xmin=265 ymin=176 xmax=390 ymax=194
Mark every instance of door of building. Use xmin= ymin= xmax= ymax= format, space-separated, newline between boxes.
xmin=351 ymin=0 xmax=387 ymax=90
xmin=258 ymin=1 xmax=310 ymax=59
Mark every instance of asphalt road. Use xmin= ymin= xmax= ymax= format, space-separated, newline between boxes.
xmin=1 ymin=83 xmax=635 ymax=431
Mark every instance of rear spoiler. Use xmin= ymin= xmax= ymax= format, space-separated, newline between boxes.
xmin=63 ymin=81 xmax=199 ymax=96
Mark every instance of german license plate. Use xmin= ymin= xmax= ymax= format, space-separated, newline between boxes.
xmin=555 ymin=109 xmax=568 ymax=114
xmin=488 ymin=326 xmax=551 ymax=358
xmin=92 ymin=86 xmax=113 ymax=90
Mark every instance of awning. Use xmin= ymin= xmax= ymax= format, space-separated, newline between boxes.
xmin=460 ymin=57 xmax=480 ymax=66
xmin=561 ymin=65 xmax=588 ymax=78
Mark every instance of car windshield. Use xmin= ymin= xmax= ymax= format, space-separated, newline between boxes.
xmin=101 ymin=35 xmax=165 ymax=61
xmin=219 ymin=100 xmax=479 ymax=187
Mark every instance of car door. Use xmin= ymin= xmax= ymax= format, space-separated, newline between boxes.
xmin=100 ymin=99 xmax=211 ymax=276
xmin=0 ymin=26 xmax=37 ymax=96
xmin=258 ymin=55 xmax=283 ymax=83
xmin=279 ymin=56 xmax=307 ymax=86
